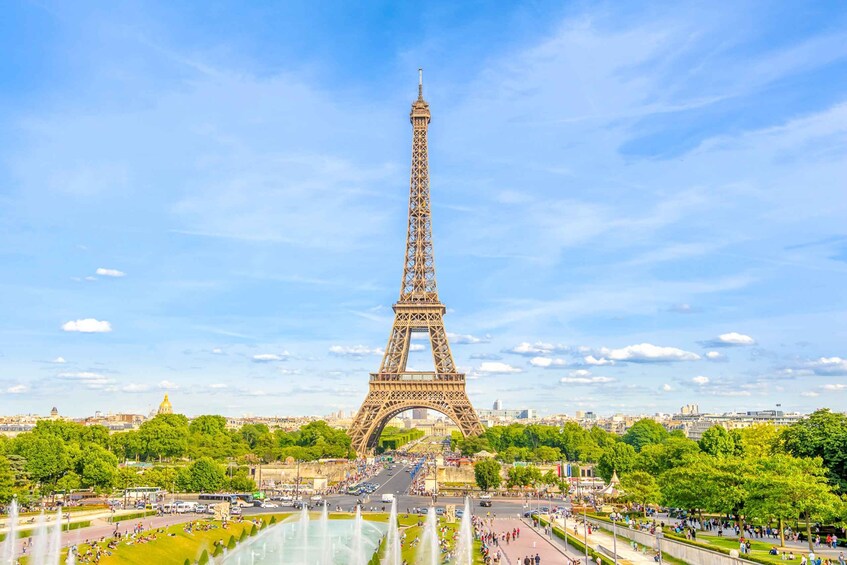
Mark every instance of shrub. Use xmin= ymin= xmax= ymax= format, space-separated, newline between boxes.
xmin=270 ymin=516 xmax=277 ymax=525
xmin=250 ymin=524 xmax=258 ymax=536
xmin=227 ymin=535 xmax=237 ymax=550
xmin=239 ymin=528 xmax=248 ymax=542
xmin=198 ymin=549 xmax=210 ymax=565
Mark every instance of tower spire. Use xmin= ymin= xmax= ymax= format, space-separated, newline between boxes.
xmin=418 ymin=68 xmax=423 ymax=100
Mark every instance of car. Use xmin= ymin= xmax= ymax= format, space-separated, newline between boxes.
xmin=479 ymin=500 xmax=492 ymax=508
xmin=195 ymin=504 xmax=207 ymax=513
xmin=230 ymin=506 xmax=242 ymax=516
xmin=261 ymin=502 xmax=279 ymax=508
xmin=456 ymin=509 xmax=464 ymax=518
xmin=310 ymin=495 xmax=323 ymax=501
xmin=479 ymin=494 xmax=492 ymax=500
xmin=435 ymin=508 xmax=444 ymax=516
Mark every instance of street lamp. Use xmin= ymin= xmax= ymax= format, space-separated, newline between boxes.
xmin=612 ymin=513 xmax=619 ymax=565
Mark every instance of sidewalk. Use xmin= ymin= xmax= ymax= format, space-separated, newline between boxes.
xmin=553 ymin=517 xmax=653 ymax=564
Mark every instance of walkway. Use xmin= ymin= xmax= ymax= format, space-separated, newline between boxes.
xmin=479 ymin=516 xmax=581 ymax=564
xmin=553 ymin=517 xmax=653 ymax=564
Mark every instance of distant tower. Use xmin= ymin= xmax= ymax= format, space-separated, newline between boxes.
xmin=158 ymin=394 xmax=173 ymax=415
xmin=493 ymin=399 xmax=503 ymax=410
xmin=50 ymin=406 xmax=59 ymax=419
xmin=412 ymin=408 xmax=428 ymax=420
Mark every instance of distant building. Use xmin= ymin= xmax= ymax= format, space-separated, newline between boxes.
xmin=50 ymin=406 xmax=59 ymax=419
xmin=493 ymin=399 xmax=503 ymax=410
xmin=476 ymin=408 xmax=536 ymax=420
xmin=680 ymin=403 xmax=699 ymax=415
xmin=158 ymin=394 xmax=173 ymax=415
xmin=412 ymin=408 xmax=428 ymax=420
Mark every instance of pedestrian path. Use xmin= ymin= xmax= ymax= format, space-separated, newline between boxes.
xmin=553 ymin=517 xmax=652 ymax=564
xmin=489 ymin=517 xmax=580 ymax=564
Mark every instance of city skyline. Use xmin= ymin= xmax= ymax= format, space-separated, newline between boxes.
xmin=1 ymin=2 xmax=846 ymax=417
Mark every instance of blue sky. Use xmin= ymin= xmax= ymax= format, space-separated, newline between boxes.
xmin=1 ymin=1 xmax=846 ymax=418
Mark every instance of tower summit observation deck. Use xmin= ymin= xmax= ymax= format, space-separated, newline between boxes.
xmin=348 ymin=71 xmax=483 ymax=455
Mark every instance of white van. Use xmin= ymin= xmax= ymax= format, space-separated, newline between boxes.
xmin=381 ymin=494 xmax=395 ymax=503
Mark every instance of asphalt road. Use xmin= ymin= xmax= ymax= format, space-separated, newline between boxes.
xmin=242 ymin=459 xmax=563 ymax=519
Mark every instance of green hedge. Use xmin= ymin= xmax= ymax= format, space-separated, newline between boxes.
xmin=377 ymin=428 xmax=425 ymax=451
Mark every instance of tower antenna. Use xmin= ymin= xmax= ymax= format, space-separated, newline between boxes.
xmin=418 ymin=68 xmax=423 ymax=99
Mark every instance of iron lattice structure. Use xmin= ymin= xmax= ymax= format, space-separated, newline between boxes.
xmin=348 ymin=72 xmax=484 ymax=455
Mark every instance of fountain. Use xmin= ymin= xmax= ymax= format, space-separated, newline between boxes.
xmin=417 ymin=506 xmax=440 ymax=565
xmin=455 ymin=497 xmax=474 ymax=565
xmin=0 ymin=499 xmax=19 ymax=564
xmin=382 ymin=499 xmax=401 ymax=565
xmin=1 ymin=502 xmax=68 ymax=565
xmin=220 ymin=507 xmax=386 ymax=565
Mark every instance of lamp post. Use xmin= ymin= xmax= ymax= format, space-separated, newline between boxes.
xmin=657 ymin=531 xmax=664 ymax=565
xmin=583 ymin=501 xmax=589 ymax=564
xmin=612 ymin=514 xmax=619 ymax=565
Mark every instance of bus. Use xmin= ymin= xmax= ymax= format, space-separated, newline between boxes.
xmin=198 ymin=493 xmax=255 ymax=506
xmin=123 ymin=486 xmax=165 ymax=502
xmin=198 ymin=493 xmax=238 ymax=505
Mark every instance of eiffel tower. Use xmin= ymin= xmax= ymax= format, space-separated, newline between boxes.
xmin=348 ymin=71 xmax=483 ymax=455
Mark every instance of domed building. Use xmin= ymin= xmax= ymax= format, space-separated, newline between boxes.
xmin=157 ymin=394 xmax=173 ymax=415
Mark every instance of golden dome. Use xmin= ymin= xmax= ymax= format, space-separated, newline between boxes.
xmin=158 ymin=394 xmax=173 ymax=415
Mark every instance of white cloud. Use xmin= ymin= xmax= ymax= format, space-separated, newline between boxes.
xmin=806 ymin=357 xmax=847 ymax=376
xmin=800 ymin=391 xmax=820 ymax=397
xmin=530 ymin=356 xmax=566 ymax=368
xmin=662 ymin=384 xmax=673 ymax=392
xmin=507 ymin=341 xmax=568 ymax=356
xmin=560 ymin=375 xmax=616 ymax=384
xmin=447 ymin=333 xmax=490 ymax=344
xmin=603 ymin=343 xmax=700 ymax=362
xmin=409 ymin=344 xmax=426 ymax=352
xmin=211 ymin=348 xmax=224 ymax=355
xmin=252 ymin=353 xmax=288 ymax=362
xmin=159 ymin=380 xmax=179 ymax=390
xmin=584 ymin=355 xmax=615 ymax=366
xmin=121 ymin=383 xmax=150 ymax=393
xmin=822 ymin=383 xmax=846 ymax=391
xmin=7 ymin=385 xmax=27 ymax=394
xmin=569 ymin=369 xmax=592 ymax=378
xmin=51 ymin=356 xmax=67 ymax=364
xmin=705 ymin=351 xmax=726 ymax=361
xmin=209 ymin=383 xmax=228 ymax=389
xmin=707 ymin=332 xmax=756 ymax=347
xmin=95 ymin=268 xmax=126 ymax=277
xmin=56 ymin=371 xmax=112 ymax=388
xmin=692 ymin=375 xmax=710 ymax=385
xmin=477 ymin=362 xmax=522 ymax=374
xmin=328 ymin=345 xmax=383 ymax=357
xmin=61 ymin=318 xmax=112 ymax=333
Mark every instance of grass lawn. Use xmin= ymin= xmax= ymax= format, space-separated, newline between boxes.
xmin=692 ymin=534 xmax=802 ymax=564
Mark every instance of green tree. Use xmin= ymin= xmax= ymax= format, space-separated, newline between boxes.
xmin=533 ymin=446 xmax=562 ymax=462
xmin=596 ymin=442 xmax=636 ymax=481
xmin=506 ymin=465 xmax=542 ymax=488
xmin=190 ymin=415 xmax=228 ymax=436
xmin=698 ymin=425 xmax=740 ymax=458
xmin=229 ymin=470 xmax=256 ymax=492
xmin=456 ymin=436 xmax=491 ymax=456
xmin=635 ymin=436 xmax=701 ymax=475
xmin=138 ymin=414 xmax=190 ymax=461
xmin=735 ymin=423 xmax=780 ymax=459
xmin=622 ymin=419 xmax=669 ymax=452
xmin=0 ymin=455 xmax=16 ymax=504
xmin=620 ymin=471 xmax=661 ymax=516
xmin=781 ymin=409 xmax=847 ymax=491
xmin=181 ymin=458 xmax=226 ymax=492
xmin=78 ymin=444 xmax=118 ymax=490
xmin=745 ymin=454 xmax=842 ymax=550
xmin=473 ymin=459 xmax=502 ymax=492
xmin=11 ymin=433 xmax=70 ymax=491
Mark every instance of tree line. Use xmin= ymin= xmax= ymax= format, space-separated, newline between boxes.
xmin=0 ymin=416 xmax=354 ymax=504
xmin=462 ymin=409 xmax=847 ymax=545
